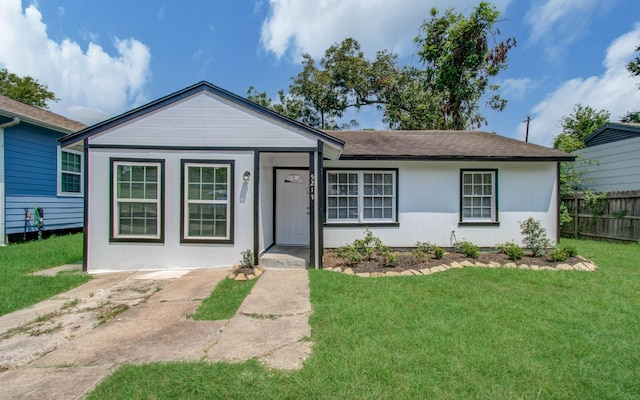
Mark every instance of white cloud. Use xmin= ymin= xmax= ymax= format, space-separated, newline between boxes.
xmin=0 ymin=0 xmax=151 ymax=125
xmin=520 ymin=24 xmax=640 ymax=146
xmin=260 ymin=0 xmax=512 ymax=60
xmin=525 ymin=0 xmax=613 ymax=58
xmin=501 ymin=78 xmax=534 ymax=99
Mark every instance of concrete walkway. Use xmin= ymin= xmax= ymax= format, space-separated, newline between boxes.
xmin=0 ymin=268 xmax=311 ymax=400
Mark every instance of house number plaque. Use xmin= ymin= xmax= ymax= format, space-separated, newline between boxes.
xmin=309 ymin=174 xmax=315 ymax=200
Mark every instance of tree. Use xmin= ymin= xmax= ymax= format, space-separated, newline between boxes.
xmin=552 ymin=104 xmax=610 ymax=153
xmin=554 ymin=105 xmax=610 ymax=226
xmin=0 ymin=68 xmax=57 ymax=109
xmin=414 ymin=2 xmax=516 ymax=129
xmin=627 ymin=44 xmax=640 ymax=78
xmin=248 ymin=2 xmax=515 ymax=130
xmin=620 ymin=110 xmax=640 ymax=123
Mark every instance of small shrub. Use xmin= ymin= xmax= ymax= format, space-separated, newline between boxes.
xmin=413 ymin=242 xmax=434 ymax=258
xmin=240 ymin=249 xmax=255 ymax=268
xmin=433 ymin=246 xmax=444 ymax=260
xmin=498 ymin=242 xmax=524 ymax=261
xmin=561 ymin=244 xmax=578 ymax=258
xmin=520 ymin=218 xmax=551 ymax=257
xmin=381 ymin=250 xmax=399 ymax=267
xmin=335 ymin=245 xmax=363 ymax=263
xmin=454 ymin=241 xmax=479 ymax=259
xmin=547 ymin=247 xmax=568 ymax=262
xmin=335 ymin=228 xmax=390 ymax=263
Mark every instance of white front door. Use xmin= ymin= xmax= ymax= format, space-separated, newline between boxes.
xmin=276 ymin=169 xmax=310 ymax=245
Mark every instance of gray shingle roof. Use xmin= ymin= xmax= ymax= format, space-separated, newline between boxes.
xmin=0 ymin=94 xmax=86 ymax=133
xmin=326 ymin=130 xmax=574 ymax=161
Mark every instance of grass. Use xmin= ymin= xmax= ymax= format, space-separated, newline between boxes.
xmin=190 ymin=277 xmax=258 ymax=321
xmin=82 ymin=239 xmax=640 ymax=398
xmin=0 ymin=233 xmax=90 ymax=316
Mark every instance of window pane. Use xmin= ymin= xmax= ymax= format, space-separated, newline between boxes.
xmin=364 ymin=209 xmax=372 ymax=219
xmin=62 ymin=173 xmax=80 ymax=193
xmin=62 ymin=152 xmax=81 ymax=173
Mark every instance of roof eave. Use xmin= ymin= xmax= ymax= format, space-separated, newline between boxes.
xmin=337 ymin=155 xmax=576 ymax=162
xmin=0 ymin=110 xmax=79 ymax=135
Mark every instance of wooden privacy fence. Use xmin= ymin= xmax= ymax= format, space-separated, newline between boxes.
xmin=560 ymin=190 xmax=640 ymax=242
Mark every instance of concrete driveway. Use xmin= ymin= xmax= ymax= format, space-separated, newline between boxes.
xmin=0 ymin=268 xmax=311 ymax=400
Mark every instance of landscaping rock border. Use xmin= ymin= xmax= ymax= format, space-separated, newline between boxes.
xmin=323 ymin=256 xmax=598 ymax=278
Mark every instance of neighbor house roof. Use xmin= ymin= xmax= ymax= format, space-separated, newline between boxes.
xmin=326 ymin=130 xmax=574 ymax=161
xmin=0 ymin=94 xmax=86 ymax=133
xmin=583 ymin=122 xmax=640 ymax=147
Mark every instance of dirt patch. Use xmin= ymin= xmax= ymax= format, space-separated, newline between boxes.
xmin=0 ymin=278 xmax=165 ymax=370
xmin=323 ymin=250 xmax=585 ymax=274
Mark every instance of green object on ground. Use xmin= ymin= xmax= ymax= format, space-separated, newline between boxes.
xmin=191 ymin=277 xmax=258 ymax=321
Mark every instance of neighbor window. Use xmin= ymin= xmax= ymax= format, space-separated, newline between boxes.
xmin=460 ymin=170 xmax=497 ymax=223
xmin=181 ymin=160 xmax=234 ymax=243
xmin=58 ymin=148 xmax=83 ymax=195
xmin=326 ymin=170 xmax=396 ymax=223
xmin=111 ymin=159 xmax=164 ymax=242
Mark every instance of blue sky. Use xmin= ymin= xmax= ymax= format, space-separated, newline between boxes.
xmin=1 ymin=0 xmax=639 ymax=146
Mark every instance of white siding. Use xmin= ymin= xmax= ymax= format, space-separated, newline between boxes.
xmin=89 ymin=92 xmax=318 ymax=149
xmin=87 ymin=148 xmax=254 ymax=271
xmin=574 ymin=136 xmax=640 ymax=192
xmin=322 ymin=160 xmax=559 ymax=248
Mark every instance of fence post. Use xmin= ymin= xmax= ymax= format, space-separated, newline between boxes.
xmin=573 ymin=194 xmax=578 ymax=239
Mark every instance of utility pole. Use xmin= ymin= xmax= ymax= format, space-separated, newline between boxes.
xmin=524 ymin=116 xmax=531 ymax=142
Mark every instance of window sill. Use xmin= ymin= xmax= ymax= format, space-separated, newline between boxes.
xmin=110 ymin=237 xmax=164 ymax=243
xmin=458 ymin=221 xmax=500 ymax=227
xmin=180 ymin=238 xmax=234 ymax=245
xmin=57 ymin=192 xmax=84 ymax=198
xmin=324 ymin=222 xmax=400 ymax=228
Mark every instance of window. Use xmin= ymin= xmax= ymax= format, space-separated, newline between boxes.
xmin=181 ymin=161 xmax=234 ymax=243
xmin=111 ymin=159 xmax=164 ymax=242
xmin=326 ymin=170 xmax=396 ymax=223
xmin=58 ymin=148 xmax=83 ymax=195
xmin=460 ymin=170 xmax=497 ymax=223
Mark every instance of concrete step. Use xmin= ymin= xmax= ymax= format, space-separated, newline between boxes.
xmin=259 ymin=247 xmax=309 ymax=269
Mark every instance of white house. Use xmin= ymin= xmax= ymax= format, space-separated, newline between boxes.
xmin=573 ymin=122 xmax=640 ymax=192
xmin=59 ymin=82 xmax=574 ymax=271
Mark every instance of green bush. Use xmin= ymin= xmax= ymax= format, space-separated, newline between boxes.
xmin=547 ymin=247 xmax=568 ymax=262
xmin=498 ymin=241 xmax=524 ymax=261
xmin=433 ymin=246 xmax=444 ymax=259
xmin=413 ymin=241 xmax=434 ymax=258
xmin=520 ymin=217 xmax=551 ymax=257
xmin=335 ymin=228 xmax=390 ymax=263
xmin=381 ymin=250 xmax=399 ymax=267
xmin=454 ymin=241 xmax=479 ymax=259
xmin=561 ymin=244 xmax=578 ymax=258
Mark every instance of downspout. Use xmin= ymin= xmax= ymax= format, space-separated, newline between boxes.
xmin=0 ymin=117 xmax=21 ymax=246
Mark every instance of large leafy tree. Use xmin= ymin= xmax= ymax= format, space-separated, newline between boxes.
xmin=0 ymin=68 xmax=57 ymax=109
xmin=414 ymin=2 xmax=515 ymax=129
xmin=248 ymin=2 xmax=514 ymax=130
xmin=621 ymin=45 xmax=640 ymax=122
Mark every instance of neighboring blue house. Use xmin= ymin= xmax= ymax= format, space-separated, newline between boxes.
xmin=0 ymin=94 xmax=86 ymax=244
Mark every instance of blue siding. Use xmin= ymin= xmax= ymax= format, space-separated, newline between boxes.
xmin=4 ymin=124 xmax=64 ymax=196
xmin=5 ymin=196 xmax=83 ymax=234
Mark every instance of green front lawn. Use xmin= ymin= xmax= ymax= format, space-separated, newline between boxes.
xmin=83 ymin=239 xmax=640 ymax=398
xmin=0 ymin=234 xmax=90 ymax=316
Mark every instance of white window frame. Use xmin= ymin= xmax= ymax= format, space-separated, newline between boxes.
xmin=326 ymin=170 xmax=397 ymax=224
xmin=111 ymin=160 xmax=163 ymax=242
xmin=181 ymin=161 xmax=233 ymax=243
xmin=57 ymin=146 xmax=83 ymax=196
xmin=460 ymin=170 xmax=497 ymax=223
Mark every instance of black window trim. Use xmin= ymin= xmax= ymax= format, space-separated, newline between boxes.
xmin=180 ymin=159 xmax=235 ymax=244
xmin=324 ymin=167 xmax=399 ymax=226
xmin=459 ymin=168 xmax=499 ymax=226
xmin=109 ymin=158 xmax=166 ymax=243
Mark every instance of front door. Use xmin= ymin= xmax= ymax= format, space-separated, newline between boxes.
xmin=276 ymin=169 xmax=310 ymax=245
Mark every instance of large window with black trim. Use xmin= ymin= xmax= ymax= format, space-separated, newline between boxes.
xmin=326 ymin=170 xmax=397 ymax=223
xmin=460 ymin=169 xmax=497 ymax=223
xmin=111 ymin=159 xmax=164 ymax=242
xmin=181 ymin=160 xmax=234 ymax=243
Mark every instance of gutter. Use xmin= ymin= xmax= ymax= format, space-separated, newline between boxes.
xmin=0 ymin=117 xmax=21 ymax=246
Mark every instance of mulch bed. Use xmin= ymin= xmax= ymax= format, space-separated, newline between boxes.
xmin=323 ymin=251 xmax=585 ymax=274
